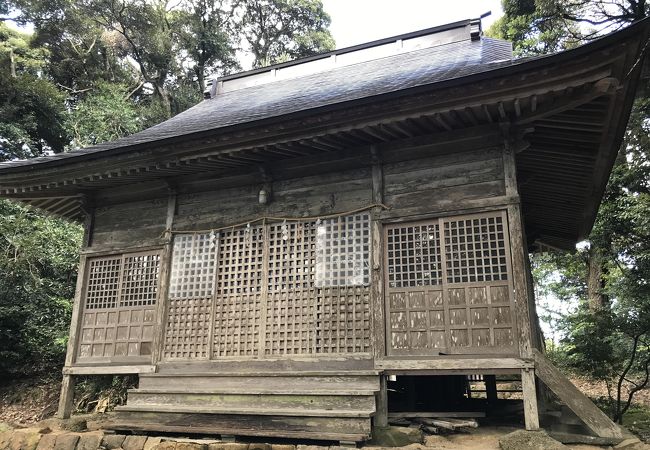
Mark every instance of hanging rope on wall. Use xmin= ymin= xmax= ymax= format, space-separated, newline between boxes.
xmin=162 ymin=202 xmax=390 ymax=237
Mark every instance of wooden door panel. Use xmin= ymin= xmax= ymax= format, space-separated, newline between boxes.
xmin=384 ymin=211 xmax=518 ymax=356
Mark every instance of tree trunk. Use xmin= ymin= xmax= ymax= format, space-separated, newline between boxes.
xmin=587 ymin=245 xmax=607 ymax=311
xmin=154 ymin=81 xmax=172 ymax=118
xmin=9 ymin=48 xmax=16 ymax=78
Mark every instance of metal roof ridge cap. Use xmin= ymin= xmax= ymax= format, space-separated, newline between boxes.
xmin=216 ymin=18 xmax=474 ymax=83
xmin=211 ymin=35 xmax=480 ymax=98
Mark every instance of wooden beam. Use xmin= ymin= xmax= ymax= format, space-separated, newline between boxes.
xmin=374 ymin=357 xmax=533 ymax=371
xmin=152 ymin=188 xmax=177 ymax=365
xmin=515 ymin=78 xmax=618 ymax=125
xmin=388 ymin=412 xmax=485 ymax=419
xmin=62 ymin=365 xmax=157 ymax=375
xmin=534 ymin=349 xmax=622 ymax=439
xmin=370 ymin=145 xmax=386 ymax=361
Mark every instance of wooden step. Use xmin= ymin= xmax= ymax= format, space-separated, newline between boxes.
xmin=146 ymin=370 xmax=380 ymax=377
xmin=138 ymin=374 xmax=380 ymax=391
xmin=115 ymin=404 xmax=376 ymax=418
xmin=106 ymin=411 xmax=371 ymax=441
xmin=126 ymin=391 xmax=376 ymax=411
xmin=130 ymin=388 xmax=378 ymax=395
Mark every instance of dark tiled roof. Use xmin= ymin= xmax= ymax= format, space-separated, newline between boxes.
xmin=0 ymin=37 xmax=512 ymax=170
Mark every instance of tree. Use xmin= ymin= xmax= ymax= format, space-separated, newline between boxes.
xmin=487 ymin=0 xmax=582 ymax=55
xmin=176 ymin=0 xmax=240 ymax=92
xmin=0 ymin=196 xmax=82 ymax=378
xmin=0 ymin=22 xmax=68 ymax=159
xmin=236 ymin=0 xmax=335 ymax=68
xmin=67 ymin=81 xmax=143 ymax=148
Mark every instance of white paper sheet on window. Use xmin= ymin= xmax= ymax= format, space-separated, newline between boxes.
xmin=169 ymin=233 xmax=218 ymax=299
xmin=315 ymin=212 xmax=370 ymax=287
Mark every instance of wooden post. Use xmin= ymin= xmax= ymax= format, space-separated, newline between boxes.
xmin=375 ymin=375 xmax=388 ymax=427
xmin=484 ymin=375 xmax=498 ymax=406
xmin=57 ymin=375 xmax=75 ymax=419
xmin=152 ymin=188 xmax=177 ymax=364
xmin=370 ymin=146 xmax=386 ymax=359
xmin=57 ymin=199 xmax=94 ymax=419
xmin=521 ymin=368 xmax=540 ymax=430
xmin=502 ymin=134 xmax=539 ymax=430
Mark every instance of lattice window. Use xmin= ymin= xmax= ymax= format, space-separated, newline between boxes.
xmin=217 ymin=226 xmax=264 ymax=294
xmin=384 ymin=211 xmax=516 ymax=355
xmin=386 ymin=223 xmax=442 ymax=288
xmin=85 ymin=257 xmax=121 ymax=309
xmin=444 ymin=215 xmax=508 ymax=284
xmin=265 ymin=222 xmax=316 ymax=355
xmin=120 ymin=253 xmax=161 ymax=307
xmin=79 ymin=250 xmax=161 ymax=362
xmin=212 ymin=293 xmax=261 ymax=357
xmin=164 ymin=298 xmax=211 ymax=359
xmin=316 ymin=287 xmax=371 ymax=353
xmin=212 ymin=225 xmax=264 ymax=357
xmin=169 ymin=233 xmax=218 ymax=299
xmin=315 ymin=213 xmax=370 ymax=287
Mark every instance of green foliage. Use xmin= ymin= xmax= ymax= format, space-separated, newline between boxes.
xmin=236 ymin=0 xmax=335 ymax=68
xmin=0 ymin=23 xmax=68 ymax=158
xmin=0 ymin=200 xmax=82 ymax=378
xmin=486 ymin=0 xmax=581 ymax=56
xmin=67 ymin=82 xmax=143 ymax=148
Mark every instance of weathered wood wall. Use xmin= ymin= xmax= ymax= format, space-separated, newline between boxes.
xmin=78 ymin=138 xmax=520 ymax=365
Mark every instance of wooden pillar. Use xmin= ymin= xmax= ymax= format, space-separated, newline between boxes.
xmin=153 ymin=187 xmax=177 ymax=364
xmin=503 ymin=137 xmax=539 ymax=430
xmin=484 ymin=375 xmax=498 ymax=406
xmin=375 ymin=375 xmax=388 ymax=427
xmin=57 ymin=199 xmax=93 ymax=419
xmin=57 ymin=375 xmax=75 ymax=419
xmin=370 ymin=146 xmax=386 ymax=359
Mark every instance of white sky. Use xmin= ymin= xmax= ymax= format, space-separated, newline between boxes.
xmin=322 ymin=0 xmax=504 ymax=48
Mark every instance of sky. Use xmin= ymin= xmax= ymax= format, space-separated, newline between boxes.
xmin=321 ymin=0 xmax=504 ymax=48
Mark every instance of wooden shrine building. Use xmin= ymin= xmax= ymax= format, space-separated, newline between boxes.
xmin=0 ymin=16 xmax=648 ymax=444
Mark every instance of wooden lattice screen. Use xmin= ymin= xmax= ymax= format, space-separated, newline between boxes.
xmin=162 ymin=213 xmax=372 ymax=360
xmin=77 ymin=251 xmax=160 ymax=362
xmin=385 ymin=211 xmax=517 ymax=355
xmin=164 ymin=233 xmax=218 ymax=359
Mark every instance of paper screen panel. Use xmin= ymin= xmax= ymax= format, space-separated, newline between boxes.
xmin=315 ymin=213 xmax=370 ymax=287
xmin=169 ymin=233 xmax=218 ymax=299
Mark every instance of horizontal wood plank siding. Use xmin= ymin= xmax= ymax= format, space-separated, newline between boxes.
xmin=91 ymin=198 xmax=168 ymax=250
xmin=383 ymin=147 xmax=506 ymax=217
xmin=174 ymin=168 xmax=373 ymax=231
